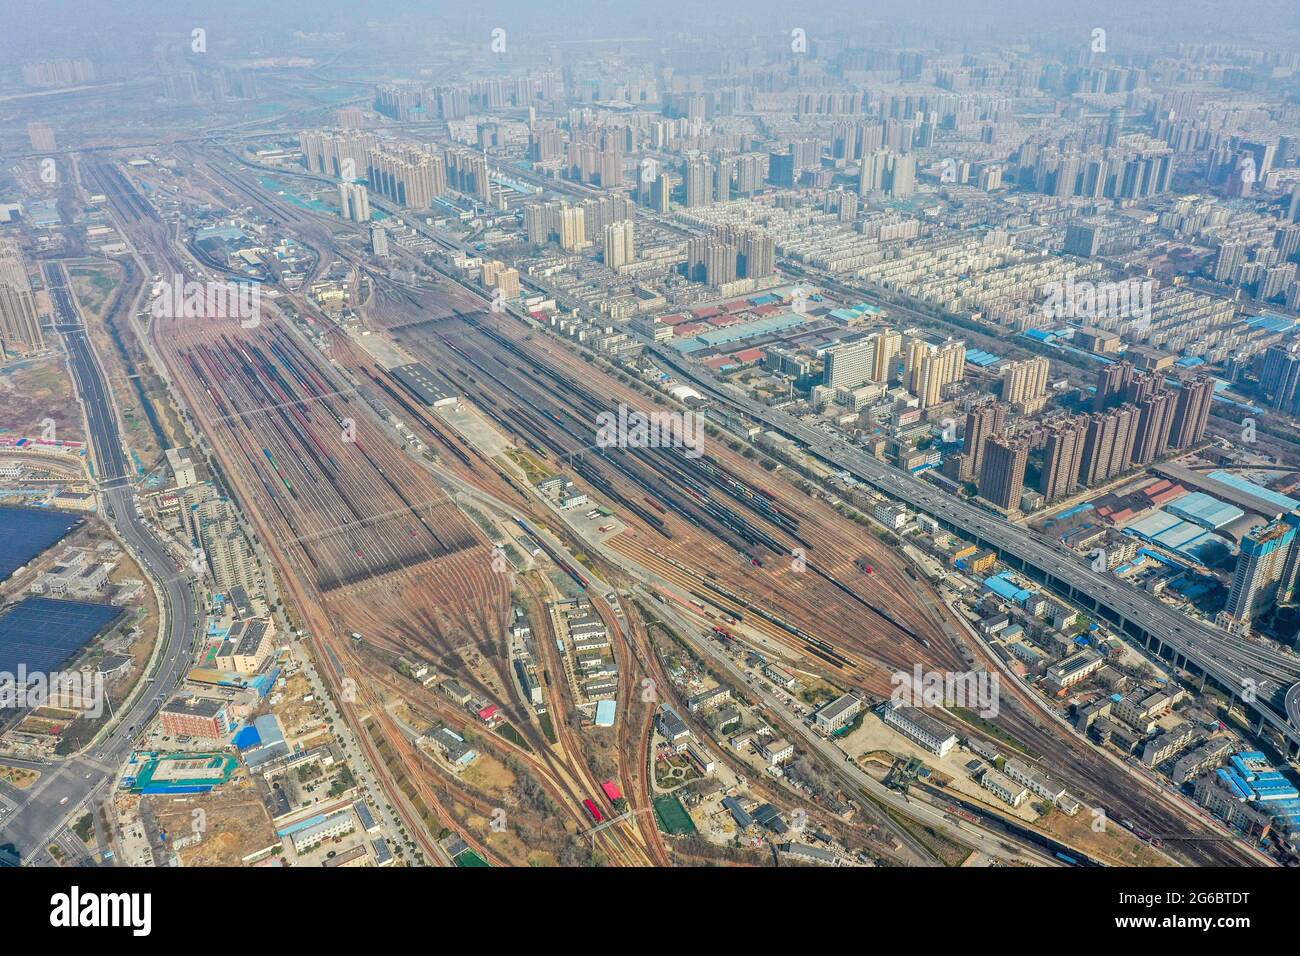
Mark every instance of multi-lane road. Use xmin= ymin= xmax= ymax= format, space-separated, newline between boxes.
xmin=648 ymin=345 xmax=1300 ymax=753
xmin=1 ymin=263 xmax=200 ymax=865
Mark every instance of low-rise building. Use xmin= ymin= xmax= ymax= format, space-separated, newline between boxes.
xmin=980 ymin=768 xmax=1029 ymax=807
xmin=1003 ymin=757 xmax=1067 ymax=803
xmin=758 ymin=737 xmax=795 ymax=766
xmin=813 ymin=693 xmax=862 ymax=733
xmin=159 ymin=696 xmax=232 ymax=740
xmin=880 ymin=700 xmax=958 ymax=757
xmin=1045 ymin=648 xmax=1104 ymax=691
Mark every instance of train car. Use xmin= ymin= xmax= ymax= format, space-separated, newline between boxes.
xmin=1055 ymin=851 xmax=1078 ymax=866
xmin=600 ymin=780 xmax=623 ymax=805
xmin=583 ymin=799 xmax=604 ymax=823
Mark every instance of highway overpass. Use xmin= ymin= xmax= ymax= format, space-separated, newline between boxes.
xmin=650 ymin=345 xmax=1300 ymax=755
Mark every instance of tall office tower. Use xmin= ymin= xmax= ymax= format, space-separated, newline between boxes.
xmin=768 ymin=151 xmax=796 ymax=188
xmin=27 ymin=123 xmax=56 ymax=152
xmin=858 ymin=149 xmax=889 ymax=195
xmin=870 ymin=329 xmax=902 ymax=383
xmin=1000 ymin=356 xmax=1050 ymax=412
xmin=651 ymin=173 xmax=671 ymax=213
xmin=1219 ymin=520 xmax=1297 ymax=633
xmin=886 ymin=152 xmax=916 ymax=198
xmin=739 ymin=231 xmax=775 ymax=279
xmin=337 ymin=182 xmax=371 ymax=222
xmin=1258 ymin=343 xmax=1300 ymax=416
xmin=1168 ymin=375 xmax=1214 ymax=449
xmin=1212 ymin=241 xmax=1244 ymax=283
xmin=1078 ymin=404 xmax=1138 ymax=486
xmin=1094 ymin=360 xmax=1134 ymax=411
xmin=822 ymin=338 xmax=878 ymax=389
xmin=904 ymin=338 xmax=965 ymax=409
xmin=1130 ymin=390 xmax=1176 ymax=465
xmin=559 ymin=204 xmax=587 ymax=251
xmin=684 ymin=158 xmax=713 ymax=208
xmin=0 ymin=238 xmax=43 ymax=357
xmin=370 ymin=225 xmax=389 ymax=257
xmin=1288 ymin=184 xmax=1300 ymax=224
xmin=1038 ymin=418 xmax=1088 ymax=502
xmin=961 ymin=403 xmax=1008 ymax=480
xmin=978 ymin=437 xmax=1029 ymax=514
xmin=602 ymin=220 xmax=635 ymax=269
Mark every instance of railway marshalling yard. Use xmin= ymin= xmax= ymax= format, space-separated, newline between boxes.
xmin=89 ymin=148 xmax=1261 ymax=868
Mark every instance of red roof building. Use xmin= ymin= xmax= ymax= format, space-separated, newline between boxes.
xmin=600 ymin=779 xmax=623 ymax=802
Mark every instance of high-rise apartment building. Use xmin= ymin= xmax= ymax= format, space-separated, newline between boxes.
xmin=1168 ymin=375 xmax=1214 ymax=449
xmin=979 ymin=437 xmax=1029 ymax=513
xmin=904 ymin=337 xmax=966 ymax=409
xmin=1094 ymin=360 xmax=1134 ymax=411
xmin=1258 ymin=344 xmax=1300 ymax=417
xmin=823 ymin=338 xmax=878 ymax=390
xmin=1000 ymin=356 xmax=1050 ymax=413
xmin=685 ymin=158 xmax=713 ymax=208
xmin=367 ymin=144 xmax=447 ymax=208
xmin=1077 ymin=404 xmax=1139 ymax=486
xmin=1219 ymin=520 xmax=1297 ymax=633
xmin=337 ymin=182 xmax=371 ymax=223
xmin=1039 ymin=418 xmax=1088 ymax=502
xmin=602 ymin=220 xmax=635 ymax=269
xmin=961 ymin=403 xmax=1008 ymax=481
xmin=1130 ymin=390 xmax=1176 ymax=465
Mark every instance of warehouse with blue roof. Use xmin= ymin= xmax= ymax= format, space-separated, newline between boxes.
xmin=1166 ymin=492 xmax=1245 ymax=530
xmin=1207 ymin=471 xmax=1300 ymax=514
xmin=1124 ymin=510 xmax=1237 ymax=566
xmin=983 ymin=571 xmax=1035 ymax=605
